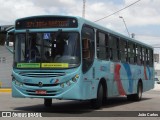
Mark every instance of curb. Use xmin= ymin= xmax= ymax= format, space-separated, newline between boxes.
xmin=0 ymin=89 xmax=12 ymax=92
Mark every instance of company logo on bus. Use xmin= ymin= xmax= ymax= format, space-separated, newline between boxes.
xmin=38 ymin=82 xmax=43 ymax=87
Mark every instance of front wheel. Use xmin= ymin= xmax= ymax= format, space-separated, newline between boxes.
xmin=44 ymin=98 xmax=52 ymax=107
xmin=91 ymin=83 xmax=103 ymax=109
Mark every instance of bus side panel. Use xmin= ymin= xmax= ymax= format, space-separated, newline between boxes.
xmin=82 ymin=60 xmax=115 ymax=99
xmin=94 ymin=61 xmax=154 ymax=97
xmin=94 ymin=60 xmax=114 ymax=97
xmin=121 ymin=64 xmax=154 ymax=95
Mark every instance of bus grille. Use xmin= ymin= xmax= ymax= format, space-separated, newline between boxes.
xmin=19 ymin=71 xmax=66 ymax=77
xmin=24 ymin=83 xmax=59 ymax=87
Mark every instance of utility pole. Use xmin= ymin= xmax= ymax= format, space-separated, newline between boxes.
xmin=82 ymin=0 xmax=86 ymax=18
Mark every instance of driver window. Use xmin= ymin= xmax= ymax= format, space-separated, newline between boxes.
xmin=82 ymin=38 xmax=91 ymax=59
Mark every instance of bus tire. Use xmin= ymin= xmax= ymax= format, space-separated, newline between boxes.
xmin=44 ymin=98 xmax=52 ymax=107
xmin=127 ymin=82 xmax=142 ymax=101
xmin=134 ymin=82 xmax=143 ymax=101
xmin=90 ymin=83 xmax=103 ymax=109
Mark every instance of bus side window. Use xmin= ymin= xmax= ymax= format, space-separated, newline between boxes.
xmin=128 ymin=42 xmax=135 ymax=64
xmin=119 ymin=39 xmax=127 ymax=63
xmin=109 ymin=35 xmax=113 ymax=60
xmin=136 ymin=45 xmax=142 ymax=65
xmin=142 ymin=47 xmax=146 ymax=65
xmin=96 ymin=31 xmax=107 ymax=60
xmin=109 ymin=35 xmax=119 ymax=62
xmin=146 ymin=49 xmax=150 ymax=65
xmin=149 ymin=49 xmax=153 ymax=67
xmin=117 ymin=38 xmax=120 ymax=61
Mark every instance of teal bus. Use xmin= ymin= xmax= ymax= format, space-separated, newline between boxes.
xmin=12 ymin=15 xmax=154 ymax=108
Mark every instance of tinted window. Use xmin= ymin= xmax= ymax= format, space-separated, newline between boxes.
xmin=82 ymin=26 xmax=95 ymax=73
xmin=96 ymin=31 xmax=109 ymax=60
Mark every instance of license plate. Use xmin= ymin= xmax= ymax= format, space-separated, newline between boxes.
xmin=35 ymin=90 xmax=46 ymax=94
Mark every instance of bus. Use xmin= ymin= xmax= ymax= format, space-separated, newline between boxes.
xmin=12 ymin=15 xmax=154 ymax=108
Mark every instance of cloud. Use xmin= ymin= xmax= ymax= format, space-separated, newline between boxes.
xmin=86 ymin=0 xmax=160 ymax=46
xmin=0 ymin=0 xmax=159 ymax=46
xmin=0 ymin=0 xmax=159 ymax=26
xmin=0 ymin=0 xmax=47 ymax=25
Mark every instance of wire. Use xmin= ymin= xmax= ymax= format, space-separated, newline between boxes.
xmin=94 ymin=0 xmax=141 ymax=22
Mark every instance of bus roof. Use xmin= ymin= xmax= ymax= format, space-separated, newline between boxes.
xmin=15 ymin=15 xmax=153 ymax=49
xmin=78 ymin=16 xmax=153 ymax=49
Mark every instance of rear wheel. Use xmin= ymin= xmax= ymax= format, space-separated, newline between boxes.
xmin=127 ymin=82 xmax=142 ymax=101
xmin=135 ymin=82 xmax=142 ymax=101
xmin=91 ymin=83 xmax=103 ymax=109
xmin=44 ymin=98 xmax=52 ymax=107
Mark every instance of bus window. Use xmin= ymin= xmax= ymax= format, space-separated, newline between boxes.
xmin=128 ymin=42 xmax=135 ymax=64
xmin=119 ymin=39 xmax=127 ymax=63
xmin=15 ymin=32 xmax=80 ymax=67
xmin=136 ymin=45 xmax=142 ymax=65
xmin=116 ymin=38 xmax=120 ymax=61
xmin=109 ymin=35 xmax=119 ymax=62
xmin=142 ymin=47 xmax=146 ymax=65
xmin=146 ymin=49 xmax=150 ymax=65
xmin=149 ymin=49 xmax=153 ymax=67
xmin=97 ymin=31 xmax=107 ymax=60
xmin=15 ymin=34 xmax=25 ymax=62
xmin=82 ymin=26 xmax=94 ymax=73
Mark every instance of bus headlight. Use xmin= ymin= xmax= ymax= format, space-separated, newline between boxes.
xmin=72 ymin=74 xmax=79 ymax=82
xmin=13 ymin=78 xmax=23 ymax=86
xmin=60 ymin=74 xmax=79 ymax=88
xmin=66 ymin=81 xmax=71 ymax=86
xmin=60 ymin=83 xmax=64 ymax=88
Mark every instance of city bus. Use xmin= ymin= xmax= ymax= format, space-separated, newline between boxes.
xmin=12 ymin=15 xmax=154 ymax=108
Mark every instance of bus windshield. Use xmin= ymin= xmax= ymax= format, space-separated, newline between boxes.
xmin=14 ymin=32 xmax=80 ymax=69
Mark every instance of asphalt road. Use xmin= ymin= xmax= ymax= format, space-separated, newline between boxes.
xmin=0 ymin=84 xmax=160 ymax=120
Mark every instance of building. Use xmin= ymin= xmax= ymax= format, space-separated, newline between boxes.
xmin=0 ymin=25 xmax=14 ymax=45
xmin=0 ymin=45 xmax=12 ymax=88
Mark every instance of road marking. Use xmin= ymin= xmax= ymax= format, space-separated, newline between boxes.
xmin=0 ymin=89 xmax=11 ymax=92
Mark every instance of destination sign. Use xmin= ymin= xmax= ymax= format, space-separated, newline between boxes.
xmin=15 ymin=16 xmax=78 ymax=29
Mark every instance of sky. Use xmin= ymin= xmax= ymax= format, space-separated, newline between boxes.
xmin=0 ymin=0 xmax=160 ymax=51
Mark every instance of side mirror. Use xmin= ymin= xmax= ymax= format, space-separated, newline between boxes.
xmin=5 ymin=32 xmax=14 ymax=54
